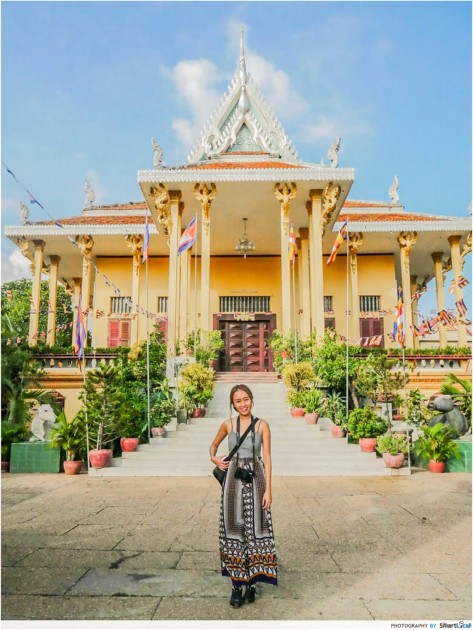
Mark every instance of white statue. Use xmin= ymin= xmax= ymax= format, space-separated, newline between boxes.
xmin=30 ymin=404 xmax=57 ymax=442
xmin=328 ymin=137 xmax=341 ymax=168
xmin=389 ymin=175 xmax=400 ymax=204
xmin=151 ymin=138 xmax=164 ymax=167
xmin=84 ymin=180 xmax=95 ymax=207
xmin=20 ymin=202 xmax=29 ymax=225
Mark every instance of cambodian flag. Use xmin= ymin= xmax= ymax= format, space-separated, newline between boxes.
xmin=142 ymin=213 xmax=150 ymax=263
xmin=392 ymin=286 xmax=404 ymax=347
xmin=74 ymin=298 xmax=86 ymax=359
xmin=178 ymin=215 xmax=197 ymax=255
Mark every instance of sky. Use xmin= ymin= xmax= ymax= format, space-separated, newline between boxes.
xmin=1 ymin=0 xmax=472 ymax=313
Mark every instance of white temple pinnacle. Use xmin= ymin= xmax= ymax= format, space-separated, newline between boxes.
xmin=239 ymin=28 xmax=247 ymax=85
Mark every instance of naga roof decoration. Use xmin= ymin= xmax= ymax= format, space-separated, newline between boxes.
xmin=186 ymin=34 xmax=300 ymax=165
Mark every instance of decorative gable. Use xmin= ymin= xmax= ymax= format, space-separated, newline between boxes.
xmin=187 ymin=36 xmax=300 ymax=165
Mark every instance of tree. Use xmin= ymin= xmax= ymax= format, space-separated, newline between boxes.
xmin=1 ymin=278 xmax=73 ymax=347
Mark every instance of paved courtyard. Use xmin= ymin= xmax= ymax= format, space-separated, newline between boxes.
xmin=1 ymin=471 xmax=471 ymax=622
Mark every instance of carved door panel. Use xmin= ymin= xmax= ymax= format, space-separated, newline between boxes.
xmin=219 ymin=321 xmax=271 ymax=372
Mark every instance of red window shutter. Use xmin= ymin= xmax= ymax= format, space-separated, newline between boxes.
xmin=120 ymin=320 xmax=130 ymax=346
xmin=108 ymin=319 xmax=120 ymax=347
xmin=157 ymin=318 xmax=167 ymax=342
xmin=359 ymin=318 xmax=371 ymax=338
xmin=324 ymin=318 xmax=336 ymax=330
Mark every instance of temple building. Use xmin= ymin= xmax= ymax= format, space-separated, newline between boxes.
xmin=5 ymin=40 xmax=472 ymax=386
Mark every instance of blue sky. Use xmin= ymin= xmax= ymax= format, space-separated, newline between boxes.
xmin=1 ymin=1 xmax=472 ymax=314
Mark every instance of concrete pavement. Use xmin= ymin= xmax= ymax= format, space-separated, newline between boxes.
xmin=1 ymin=470 xmax=471 ymax=622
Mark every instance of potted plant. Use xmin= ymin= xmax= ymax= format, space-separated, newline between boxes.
xmin=48 ymin=411 xmax=85 ymax=474
xmin=320 ymin=392 xmax=347 ymax=437
xmin=80 ymin=364 xmax=121 ymax=468
xmin=414 ymin=423 xmax=461 ymax=473
xmin=347 ymin=407 xmax=388 ymax=452
xmin=300 ymin=388 xmax=323 ymax=424
xmin=184 ymin=329 xmax=224 ymax=368
xmin=282 ymin=362 xmax=316 ymax=417
xmin=150 ymin=379 xmax=176 ymax=437
xmin=286 ymin=389 xmax=306 ymax=417
xmin=114 ymin=383 xmax=148 ymax=452
xmin=178 ymin=363 xmax=215 ymax=418
xmin=376 ymin=433 xmax=408 ymax=468
xmin=354 ymin=353 xmax=410 ymax=412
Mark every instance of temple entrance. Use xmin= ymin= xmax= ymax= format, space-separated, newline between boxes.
xmin=214 ymin=314 xmax=276 ymax=372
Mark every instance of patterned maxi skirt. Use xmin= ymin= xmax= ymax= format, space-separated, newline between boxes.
xmin=219 ymin=456 xmax=278 ymax=586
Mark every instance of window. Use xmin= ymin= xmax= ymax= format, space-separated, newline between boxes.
xmin=324 ymin=318 xmax=336 ymax=330
xmin=219 ymin=296 xmax=270 ymax=313
xmin=111 ymin=296 xmax=132 ymax=314
xmin=324 ymin=296 xmax=333 ymax=313
xmin=157 ymin=296 xmax=168 ymax=314
xmin=107 ymin=319 xmax=131 ymax=347
xmin=359 ymin=296 xmax=381 ymax=312
xmin=359 ymin=318 xmax=384 ymax=347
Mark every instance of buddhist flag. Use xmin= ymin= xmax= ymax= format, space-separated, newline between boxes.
xmin=457 ymin=276 xmax=469 ymax=289
xmin=288 ymin=223 xmax=297 ymax=264
xmin=456 ymin=299 xmax=468 ymax=317
xmin=178 ymin=215 xmax=197 ymax=254
xmin=392 ymin=286 xmax=404 ymax=347
xmin=327 ymin=221 xmax=347 ymax=265
xmin=142 ymin=213 xmax=150 ymax=263
xmin=74 ymin=298 xmax=86 ymax=359
xmin=449 ymin=279 xmax=456 ymax=294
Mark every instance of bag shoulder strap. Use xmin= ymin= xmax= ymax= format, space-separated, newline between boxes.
xmin=226 ymin=416 xmax=257 ymax=461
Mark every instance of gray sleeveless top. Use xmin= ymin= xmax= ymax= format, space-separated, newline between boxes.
xmin=228 ymin=417 xmax=262 ymax=458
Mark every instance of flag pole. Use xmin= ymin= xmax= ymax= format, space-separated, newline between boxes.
xmin=193 ymin=213 xmax=198 ymax=359
xmin=345 ymin=218 xmax=350 ymax=422
xmin=145 ymin=215 xmax=151 ymax=444
xmin=292 ymin=259 xmax=298 ymax=363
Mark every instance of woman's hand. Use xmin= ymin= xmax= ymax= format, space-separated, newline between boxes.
xmin=262 ymin=490 xmax=272 ymax=510
xmin=211 ymin=456 xmax=229 ymax=471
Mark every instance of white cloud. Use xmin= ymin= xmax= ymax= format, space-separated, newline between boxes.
xmin=1 ymin=248 xmax=32 ymax=284
xmin=301 ymin=116 xmax=341 ymax=143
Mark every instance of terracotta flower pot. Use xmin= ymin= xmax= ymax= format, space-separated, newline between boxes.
xmin=191 ymin=408 xmax=206 ymax=418
xmin=291 ymin=407 xmax=305 ymax=417
xmin=63 ymin=460 xmax=82 ymax=475
xmin=120 ymin=437 xmax=139 ymax=452
xmin=428 ymin=460 xmax=446 ymax=473
xmin=304 ymin=412 xmax=319 ymax=424
xmin=331 ymin=425 xmax=346 ymax=438
xmin=382 ymin=452 xmax=405 ymax=469
xmin=89 ymin=448 xmax=112 ymax=468
xmin=1 ymin=461 xmax=10 ymax=472
xmin=359 ymin=437 xmax=377 ymax=452
xmin=151 ymin=427 xmax=167 ymax=438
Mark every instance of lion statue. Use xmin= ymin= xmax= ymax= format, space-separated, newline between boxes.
xmin=30 ymin=404 xmax=57 ymax=442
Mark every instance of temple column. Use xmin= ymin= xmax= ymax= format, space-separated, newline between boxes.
xmin=274 ymin=183 xmax=297 ymax=333
xmin=75 ymin=235 xmax=94 ymax=347
xmin=194 ymin=183 xmax=217 ymax=333
xmin=125 ymin=235 xmax=144 ymax=345
xmin=165 ymin=192 xmax=183 ymax=352
xmin=71 ymin=278 xmax=82 ymax=346
xmin=178 ymin=243 xmax=191 ymax=343
xmin=28 ymin=240 xmax=45 ymax=347
xmin=448 ymin=235 xmax=467 ymax=347
xmin=46 ymin=255 xmax=61 ymax=346
xmin=298 ymin=228 xmax=311 ymax=337
xmin=348 ymin=233 xmax=363 ymax=341
xmin=397 ymin=231 xmax=417 ymax=348
xmin=432 ymin=253 xmax=447 ymax=348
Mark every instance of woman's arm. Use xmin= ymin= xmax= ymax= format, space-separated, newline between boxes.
xmin=260 ymin=420 xmax=272 ymax=509
xmin=209 ymin=420 xmax=230 ymax=471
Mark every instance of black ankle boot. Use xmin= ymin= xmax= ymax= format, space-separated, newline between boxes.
xmin=245 ymin=585 xmax=256 ymax=603
xmin=230 ymin=585 xmax=244 ymax=608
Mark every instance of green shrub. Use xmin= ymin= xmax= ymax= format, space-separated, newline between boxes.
xmin=347 ymin=407 xmax=388 ymax=440
xmin=376 ymin=433 xmax=408 ymax=455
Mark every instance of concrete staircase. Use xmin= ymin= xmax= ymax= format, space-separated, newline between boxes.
xmin=89 ymin=378 xmax=411 ymax=477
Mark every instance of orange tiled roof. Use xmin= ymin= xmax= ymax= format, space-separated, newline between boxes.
xmin=343 ymin=201 xmax=392 ymax=209
xmin=90 ymin=202 xmax=147 ymax=211
xmin=221 ymin=151 xmax=269 ymax=155
xmin=38 ymin=215 xmax=147 ymax=226
xmin=183 ymin=161 xmax=301 ymax=170
xmin=338 ymin=213 xmax=439 ymax=222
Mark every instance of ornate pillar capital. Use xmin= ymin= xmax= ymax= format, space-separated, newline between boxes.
xmin=461 ymin=231 xmax=472 ymax=270
xmin=321 ymin=183 xmax=341 ymax=235
xmin=298 ymin=227 xmax=309 ymax=239
xmin=309 ymin=189 xmax=323 ymax=201
xmin=16 ymin=238 xmax=33 ymax=262
xmin=150 ymin=183 xmax=171 ymax=237
xmin=348 ymin=232 xmax=364 ymax=253
xmin=397 ymin=231 xmax=417 ymax=270
xmin=447 ymin=234 xmax=462 ymax=246
xmin=49 ymin=255 xmax=61 ymax=265
xmin=75 ymin=235 xmax=94 ymax=277
xmin=169 ymin=190 xmax=182 ymax=203
xmin=32 ymin=239 xmax=46 ymax=250
xmin=431 ymin=251 xmax=444 ymax=264
xmin=194 ymin=182 xmax=217 ymax=236
xmin=274 ymin=182 xmax=297 ymax=236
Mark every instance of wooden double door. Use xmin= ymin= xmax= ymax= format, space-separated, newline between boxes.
xmin=216 ymin=315 xmax=276 ymax=372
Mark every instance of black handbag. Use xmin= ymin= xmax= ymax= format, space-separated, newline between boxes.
xmin=212 ymin=416 xmax=257 ymax=486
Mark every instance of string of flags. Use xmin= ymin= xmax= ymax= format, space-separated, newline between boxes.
xmin=2 ymin=161 xmax=165 ymax=325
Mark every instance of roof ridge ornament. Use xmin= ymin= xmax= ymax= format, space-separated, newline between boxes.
xmin=152 ymin=137 xmax=165 ymax=168
xmin=239 ymin=28 xmax=247 ymax=86
xmin=389 ymin=175 xmax=400 ymax=205
xmin=84 ymin=180 xmax=95 ymax=208
xmin=320 ymin=137 xmax=341 ymax=168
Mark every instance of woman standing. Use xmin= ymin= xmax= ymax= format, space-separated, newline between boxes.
xmin=209 ymin=384 xmax=278 ymax=608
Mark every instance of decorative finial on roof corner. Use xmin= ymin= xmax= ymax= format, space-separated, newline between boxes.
xmin=151 ymin=137 xmax=165 ymax=167
xmin=239 ymin=28 xmax=247 ymax=85
xmin=84 ymin=180 xmax=95 ymax=207
xmin=468 ymin=201 xmax=472 ymax=216
xmin=388 ymin=175 xmax=400 ymax=204
xmin=20 ymin=201 xmax=29 ymax=225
